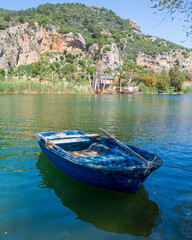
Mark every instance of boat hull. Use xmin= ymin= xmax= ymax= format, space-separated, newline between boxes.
xmin=38 ymin=140 xmax=148 ymax=193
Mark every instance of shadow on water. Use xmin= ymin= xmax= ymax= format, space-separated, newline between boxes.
xmin=36 ymin=153 xmax=160 ymax=238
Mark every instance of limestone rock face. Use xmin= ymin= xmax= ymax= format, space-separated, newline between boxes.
xmin=100 ymin=43 xmax=122 ymax=70
xmin=88 ymin=43 xmax=99 ymax=56
xmin=136 ymin=51 xmax=192 ymax=72
xmin=130 ymin=20 xmax=140 ymax=31
xmin=0 ymin=23 xmax=86 ymax=70
xmin=129 ymin=20 xmax=141 ymax=35
xmin=0 ymin=22 xmax=191 ymax=74
xmin=0 ymin=24 xmax=40 ymax=70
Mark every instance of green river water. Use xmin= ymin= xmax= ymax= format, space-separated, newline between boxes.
xmin=0 ymin=94 xmax=191 ymax=240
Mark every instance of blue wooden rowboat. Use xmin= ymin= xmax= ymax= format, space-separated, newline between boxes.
xmin=35 ymin=128 xmax=162 ymax=194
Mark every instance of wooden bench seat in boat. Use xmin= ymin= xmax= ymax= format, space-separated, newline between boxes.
xmin=52 ymin=138 xmax=91 ymax=144
xmin=46 ymin=133 xmax=99 ymax=140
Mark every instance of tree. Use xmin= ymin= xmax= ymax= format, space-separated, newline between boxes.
xmin=0 ymin=22 xmax=8 ymax=30
xmin=156 ymin=78 xmax=168 ymax=90
xmin=169 ymin=66 xmax=186 ymax=91
xmin=0 ymin=68 xmax=5 ymax=79
xmin=92 ymin=28 xmax=101 ymax=39
xmin=104 ymin=67 xmax=112 ymax=74
xmin=186 ymin=73 xmax=192 ymax=82
xmin=18 ymin=16 xmax=25 ymax=23
xmin=142 ymin=75 xmax=156 ymax=87
xmin=32 ymin=62 xmax=44 ymax=82
xmin=121 ymin=72 xmax=132 ymax=87
xmin=157 ymin=70 xmax=171 ymax=85
xmin=83 ymin=16 xmax=89 ymax=26
xmin=175 ymin=59 xmax=180 ymax=66
xmin=150 ymin=0 xmax=192 ymax=37
xmin=78 ymin=59 xmax=86 ymax=66
xmin=4 ymin=15 xmax=11 ymax=22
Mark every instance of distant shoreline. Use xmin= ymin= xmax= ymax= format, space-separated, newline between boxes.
xmin=0 ymin=81 xmax=191 ymax=95
xmin=0 ymin=91 xmax=190 ymax=95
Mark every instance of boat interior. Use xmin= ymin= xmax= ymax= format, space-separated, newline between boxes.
xmin=41 ymin=131 xmax=143 ymax=167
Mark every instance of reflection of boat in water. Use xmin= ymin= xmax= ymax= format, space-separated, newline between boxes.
xmin=36 ymin=153 xmax=160 ymax=237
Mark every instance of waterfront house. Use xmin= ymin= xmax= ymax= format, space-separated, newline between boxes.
xmin=93 ymin=75 xmax=114 ymax=90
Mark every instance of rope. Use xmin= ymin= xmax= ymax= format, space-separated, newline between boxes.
xmin=161 ymin=163 xmax=192 ymax=172
xmin=149 ymin=172 xmax=164 ymax=222
xmin=149 ymin=160 xmax=192 ymax=223
xmin=151 ymin=161 xmax=192 ymax=173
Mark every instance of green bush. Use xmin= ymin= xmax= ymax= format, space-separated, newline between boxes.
xmin=78 ymin=59 xmax=86 ymax=66
xmin=182 ymin=51 xmax=189 ymax=58
xmin=4 ymin=15 xmax=11 ymax=22
xmin=141 ymin=86 xmax=158 ymax=94
xmin=183 ymin=86 xmax=192 ymax=94
xmin=0 ymin=68 xmax=5 ymax=78
xmin=138 ymin=82 xmax=146 ymax=91
xmin=103 ymin=46 xmax=111 ymax=53
xmin=156 ymin=78 xmax=168 ymax=90
xmin=0 ymin=81 xmax=6 ymax=92
xmin=0 ymin=22 xmax=8 ymax=30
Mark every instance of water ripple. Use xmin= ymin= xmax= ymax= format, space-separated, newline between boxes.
xmin=0 ymin=94 xmax=191 ymax=240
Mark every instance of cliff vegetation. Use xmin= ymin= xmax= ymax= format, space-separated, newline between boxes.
xmin=0 ymin=3 xmax=192 ymax=94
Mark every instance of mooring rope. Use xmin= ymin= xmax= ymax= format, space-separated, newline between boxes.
xmin=161 ymin=163 xmax=192 ymax=172
xmin=151 ymin=161 xmax=192 ymax=173
xmin=148 ymin=159 xmax=192 ymax=223
xmin=149 ymin=171 xmax=164 ymax=222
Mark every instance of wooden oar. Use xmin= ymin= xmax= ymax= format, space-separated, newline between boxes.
xmin=99 ymin=128 xmax=148 ymax=164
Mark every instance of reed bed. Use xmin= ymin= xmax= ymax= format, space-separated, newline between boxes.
xmin=0 ymin=81 xmax=94 ymax=94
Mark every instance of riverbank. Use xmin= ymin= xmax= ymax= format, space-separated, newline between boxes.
xmin=0 ymin=81 xmax=94 ymax=94
xmin=0 ymin=80 xmax=192 ymax=94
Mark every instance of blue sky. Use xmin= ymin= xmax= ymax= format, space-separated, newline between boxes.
xmin=1 ymin=0 xmax=191 ymax=49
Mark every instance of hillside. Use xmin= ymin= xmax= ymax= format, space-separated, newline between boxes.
xmin=0 ymin=3 xmax=192 ymax=93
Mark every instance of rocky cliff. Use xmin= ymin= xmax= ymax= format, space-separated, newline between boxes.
xmin=0 ymin=22 xmax=191 ymax=73
xmin=136 ymin=50 xmax=192 ymax=73
xmin=100 ymin=43 xmax=122 ymax=70
xmin=0 ymin=23 xmax=86 ymax=70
